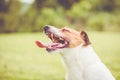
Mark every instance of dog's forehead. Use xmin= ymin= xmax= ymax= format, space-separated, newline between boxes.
xmin=59 ymin=27 xmax=80 ymax=35
xmin=61 ymin=27 xmax=72 ymax=30
xmin=59 ymin=27 xmax=74 ymax=32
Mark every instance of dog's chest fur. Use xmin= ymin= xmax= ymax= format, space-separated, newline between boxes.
xmin=60 ymin=44 xmax=115 ymax=80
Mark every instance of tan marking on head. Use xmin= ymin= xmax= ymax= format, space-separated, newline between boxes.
xmin=59 ymin=27 xmax=84 ymax=48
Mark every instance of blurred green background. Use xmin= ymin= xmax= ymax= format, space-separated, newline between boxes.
xmin=0 ymin=0 xmax=120 ymax=32
xmin=0 ymin=0 xmax=120 ymax=80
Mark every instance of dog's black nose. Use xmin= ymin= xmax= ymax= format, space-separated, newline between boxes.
xmin=44 ymin=26 xmax=50 ymax=33
xmin=44 ymin=26 xmax=49 ymax=31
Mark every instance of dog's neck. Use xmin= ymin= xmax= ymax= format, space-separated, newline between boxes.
xmin=60 ymin=44 xmax=83 ymax=69
xmin=61 ymin=44 xmax=100 ymax=80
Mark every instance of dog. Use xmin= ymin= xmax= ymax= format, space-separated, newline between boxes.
xmin=35 ymin=25 xmax=115 ymax=80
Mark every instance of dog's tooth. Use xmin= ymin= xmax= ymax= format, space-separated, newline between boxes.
xmin=60 ymin=37 xmax=63 ymax=40
xmin=51 ymin=34 xmax=54 ymax=41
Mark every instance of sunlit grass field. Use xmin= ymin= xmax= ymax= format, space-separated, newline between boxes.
xmin=0 ymin=32 xmax=120 ymax=80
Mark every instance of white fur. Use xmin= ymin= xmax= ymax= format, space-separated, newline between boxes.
xmin=46 ymin=25 xmax=63 ymax=37
xmin=60 ymin=44 xmax=115 ymax=80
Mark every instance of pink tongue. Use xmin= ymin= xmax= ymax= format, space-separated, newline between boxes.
xmin=35 ymin=41 xmax=60 ymax=49
xmin=35 ymin=41 xmax=48 ymax=48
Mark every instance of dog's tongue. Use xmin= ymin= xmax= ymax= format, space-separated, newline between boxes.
xmin=35 ymin=41 xmax=60 ymax=49
xmin=35 ymin=41 xmax=48 ymax=48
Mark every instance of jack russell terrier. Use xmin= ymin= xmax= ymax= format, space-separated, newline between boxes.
xmin=35 ymin=25 xmax=115 ymax=80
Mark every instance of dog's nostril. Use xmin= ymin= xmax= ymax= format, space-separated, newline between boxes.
xmin=44 ymin=26 xmax=49 ymax=31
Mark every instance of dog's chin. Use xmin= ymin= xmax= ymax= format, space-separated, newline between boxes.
xmin=46 ymin=48 xmax=60 ymax=52
xmin=46 ymin=48 xmax=63 ymax=54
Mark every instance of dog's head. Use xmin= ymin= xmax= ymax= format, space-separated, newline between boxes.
xmin=36 ymin=25 xmax=91 ymax=52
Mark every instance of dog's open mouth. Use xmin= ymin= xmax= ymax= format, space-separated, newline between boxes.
xmin=35 ymin=31 xmax=69 ymax=52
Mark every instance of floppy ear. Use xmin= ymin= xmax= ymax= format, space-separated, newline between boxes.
xmin=80 ymin=31 xmax=91 ymax=46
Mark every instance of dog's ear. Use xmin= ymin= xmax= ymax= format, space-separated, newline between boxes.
xmin=80 ymin=31 xmax=91 ymax=46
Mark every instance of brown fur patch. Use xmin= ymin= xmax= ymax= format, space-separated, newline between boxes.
xmin=80 ymin=31 xmax=91 ymax=46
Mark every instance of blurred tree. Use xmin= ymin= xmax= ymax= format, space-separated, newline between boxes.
xmin=66 ymin=1 xmax=91 ymax=29
xmin=4 ymin=0 xmax=21 ymax=32
xmin=0 ymin=0 xmax=11 ymax=32
xmin=0 ymin=0 xmax=11 ymax=13
xmin=90 ymin=0 xmax=116 ymax=12
xmin=102 ymin=0 xmax=115 ymax=12
xmin=30 ymin=0 xmax=44 ymax=32
xmin=57 ymin=0 xmax=80 ymax=10
xmin=0 ymin=0 xmax=120 ymax=33
xmin=34 ymin=0 xmax=44 ymax=10
xmin=30 ymin=0 xmax=59 ymax=32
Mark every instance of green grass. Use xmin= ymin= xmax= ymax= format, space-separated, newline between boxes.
xmin=0 ymin=32 xmax=120 ymax=80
